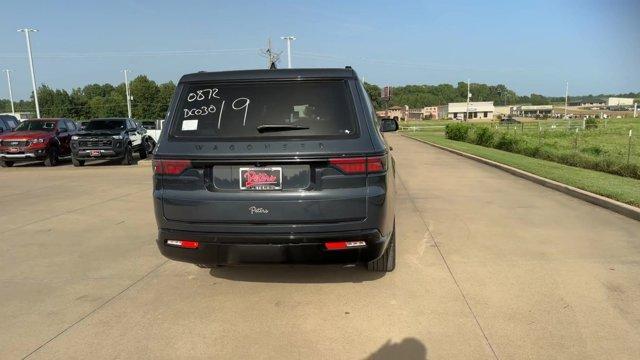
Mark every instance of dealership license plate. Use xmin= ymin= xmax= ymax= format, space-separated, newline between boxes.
xmin=239 ymin=167 xmax=282 ymax=190
xmin=90 ymin=150 xmax=101 ymax=157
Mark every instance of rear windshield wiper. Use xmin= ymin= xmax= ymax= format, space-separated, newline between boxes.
xmin=256 ymin=124 xmax=310 ymax=133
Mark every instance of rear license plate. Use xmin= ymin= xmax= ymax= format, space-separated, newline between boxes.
xmin=239 ymin=167 xmax=282 ymax=190
xmin=8 ymin=147 xmax=19 ymax=153
xmin=90 ymin=150 xmax=101 ymax=157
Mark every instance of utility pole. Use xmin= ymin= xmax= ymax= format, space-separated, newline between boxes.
xmin=564 ymin=81 xmax=569 ymax=119
xmin=122 ymin=70 xmax=132 ymax=118
xmin=281 ymin=36 xmax=296 ymax=68
xmin=259 ymin=38 xmax=281 ymax=69
xmin=18 ymin=28 xmax=40 ymax=118
xmin=3 ymin=70 xmax=15 ymax=115
xmin=466 ymin=78 xmax=471 ymax=122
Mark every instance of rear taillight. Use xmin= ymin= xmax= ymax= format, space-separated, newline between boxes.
xmin=152 ymin=159 xmax=192 ymax=175
xmin=166 ymin=240 xmax=199 ymax=249
xmin=329 ymin=156 xmax=386 ymax=174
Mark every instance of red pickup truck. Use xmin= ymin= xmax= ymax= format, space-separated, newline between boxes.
xmin=0 ymin=118 xmax=77 ymax=167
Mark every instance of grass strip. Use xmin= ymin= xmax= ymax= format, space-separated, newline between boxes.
xmin=406 ymin=132 xmax=640 ymax=207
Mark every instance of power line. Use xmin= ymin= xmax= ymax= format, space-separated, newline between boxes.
xmin=0 ymin=48 xmax=260 ymax=59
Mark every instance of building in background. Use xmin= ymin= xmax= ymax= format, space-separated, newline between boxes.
xmin=440 ymin=101 xmax=495 ymax=120
xmin=513 ymin=105 xmax=554 ymax=117
xmin=607 ymin=97 xmax=634 ymax=107
xmin=568 ymin=99 xmax=605 ymax=107
xmin=376 ymin=106 xmax=439 ymax=120
xmin=376 ymin=106 xmax=404 ymax=120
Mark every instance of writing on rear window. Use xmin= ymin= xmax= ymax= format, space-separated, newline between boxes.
xmin=172 ymin=80 xmax=357 ymax=139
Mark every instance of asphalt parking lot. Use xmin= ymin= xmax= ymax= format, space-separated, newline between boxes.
xmin=1 ymin=133 xmax=640 ymax=359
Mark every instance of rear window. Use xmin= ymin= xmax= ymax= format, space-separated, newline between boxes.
xmin=171 ymin=80 xmax=357 ymax=139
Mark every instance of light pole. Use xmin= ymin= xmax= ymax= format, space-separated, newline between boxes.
xmin=18 ymin=28 xmax=40 ymax=118
xmin=466 ymin=78 xmax=471 ymax=122
xmin=564 ymin=81 xmax=569 ymax=119
xmin=3 ymin=70 xmax=15 ymax=115
xmin=281 ymin=36 xmax=296 ymax=68
xmin=122 ymin=69 xmax=132 ymax=118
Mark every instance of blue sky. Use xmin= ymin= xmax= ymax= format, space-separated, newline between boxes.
xmin=0 ymin=0 xmax=638 ymax=100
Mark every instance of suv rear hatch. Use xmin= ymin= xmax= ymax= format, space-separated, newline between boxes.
xmin=157 ymin=78 xmax=381 ymax=225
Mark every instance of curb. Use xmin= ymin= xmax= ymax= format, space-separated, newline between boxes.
xmin=403 ymin=134 xmax=640 ymax=222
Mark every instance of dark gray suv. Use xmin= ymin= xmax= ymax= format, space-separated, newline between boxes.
xmin=153 ymin=68 xmax=398 ymax=271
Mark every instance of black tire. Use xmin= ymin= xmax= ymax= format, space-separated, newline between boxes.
xmin=44 ymin=147 xmax=59 ymax=167
xmin=121 ymin=145 xmax=133 ymax=165
xmin=72 ymin=158 xmax=85 ymax=167
xmin=367 ymin=225 xmax=396 ymax=272
xmin=138 ymin=141 xmax=148 ymax=160
xmin=1 ymin=161 xmax=14 ymax=167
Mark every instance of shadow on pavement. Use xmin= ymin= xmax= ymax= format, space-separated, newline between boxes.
xmin=209 ymin=264 xmax=385 ymax=284
xmin=365 ymin=338 xmax=427 ymax=360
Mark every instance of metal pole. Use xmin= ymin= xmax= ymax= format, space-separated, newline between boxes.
xmin=18 ymin=28 xmax=40 ymax=118
xmin=122 ymin=69 xmax=132 ymax=118
xmin=466 ymin=78 xmax=470 ymax=122
xmin=281 ymin=36 xmax=295 ymax=68
xmin=3 ymin=70 xmax=15 ymax=114
xmin=564 ymin=81 xmax=568 ymax=119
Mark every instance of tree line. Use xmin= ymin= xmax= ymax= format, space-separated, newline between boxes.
xmin=0 ymin=75 xmax=175 ymax=120
xmin=364 ymin=82 xmax=639 ymax=110
xmin=0 ymin=77 xmax=637 ymax=118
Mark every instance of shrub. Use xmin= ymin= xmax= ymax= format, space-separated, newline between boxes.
xmin=493 ymin=133 xmax=522 ymax=152
xmin=581 ymin=145 xmax=604 ymax=156
xmin=472 ymin=126 xmax=495 ymax=146
xmin=585 ymin=118 xmax=598 ymax=130
xmin=445 ymin=123 xmax=471 ymax=141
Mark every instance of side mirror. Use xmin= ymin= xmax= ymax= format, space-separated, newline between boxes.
xmin=380 ymin=118 xmax=399 ymax=132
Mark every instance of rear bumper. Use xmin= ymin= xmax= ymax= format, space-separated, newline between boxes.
xmin=156 ymin=228 xmax=389 ymax=266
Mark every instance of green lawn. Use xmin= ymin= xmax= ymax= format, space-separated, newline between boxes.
xmin=492 ymin=118 xmax=640 ymax=165
xmin=405 ymin=132 xmax=640 ymax=207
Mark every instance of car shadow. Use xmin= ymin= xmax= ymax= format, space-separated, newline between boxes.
xmin=364 ymin=338 xmax=428 ymax=360
xmin=208 ymin=264 xmax=386 ymax=284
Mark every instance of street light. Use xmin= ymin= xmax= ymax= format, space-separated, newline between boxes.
xmin=3 ymin=70 xmax=15 ymax=115
xmin=17 ymin=28 xmax=40 ymax=118
xmin=122 ymin=69 xmax=132 ymax=118
xmin=280 ymin=36 xmax=296 ymax=68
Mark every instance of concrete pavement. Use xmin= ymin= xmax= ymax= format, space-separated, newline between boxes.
xmin=1 ymin=133 xmax=639 ymax=359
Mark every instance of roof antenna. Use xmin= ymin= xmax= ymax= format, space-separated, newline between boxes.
xmin=260 ymin=38 xmax=282 ymax=70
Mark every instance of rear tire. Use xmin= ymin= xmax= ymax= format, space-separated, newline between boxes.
xmin=367 ymin=225 xmax=396 ymax=272
xmin=1 ymin=160 xmax=14 ymax=167
xmin=121 ymin=145 xmax=133 ymax=165
xmin=72 ymin=158 xmax=85 ymax=167
xmin=44 ymin=148 xmax=59 ymax=167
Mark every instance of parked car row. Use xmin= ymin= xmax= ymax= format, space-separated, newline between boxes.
xmin=0 ymin=117 xmax=156 ymax=167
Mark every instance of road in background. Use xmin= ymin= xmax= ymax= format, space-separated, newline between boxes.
xmin=1 ymin=134 xmax=639 ymax=359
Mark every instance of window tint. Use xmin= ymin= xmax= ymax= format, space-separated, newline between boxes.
xmin=15 ymin=121 xmax=57 ymax=132
xmin=57 ymin=121 xmax=68 ymax=132
xmin=65 ymin=120 xmax=76 ymax=131
xmin=0 ymin=121 xmax=6 ymax=131
xmin=85 ymin=120 xmax=126 ymax=131
xmin=8 ymin=119 xmax=18 ymax=129
xmin=171 ymin=80 xmax=357 ymax=139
